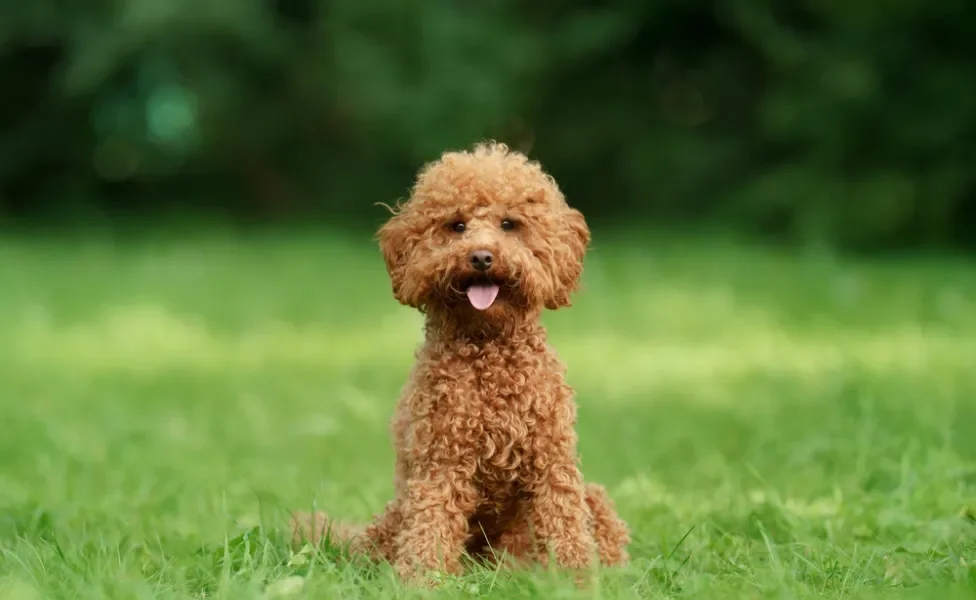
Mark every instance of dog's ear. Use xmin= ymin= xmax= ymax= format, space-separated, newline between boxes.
xmin=376 ymin=205 xmax=416 ymax=306
xmin=545 ymin=205 xmax=591 ymax=310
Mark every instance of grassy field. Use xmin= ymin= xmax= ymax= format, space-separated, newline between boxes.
xmin=0 ymin=230 xmax=974 ymax=599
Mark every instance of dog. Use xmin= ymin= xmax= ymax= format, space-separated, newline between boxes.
xmin=291 ymin=142 xmax=629 ymax=583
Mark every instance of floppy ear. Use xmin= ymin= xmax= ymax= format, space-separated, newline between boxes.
xmin=376 ymin=208 xmax=416 ymax=306
xmin=545 ymin=205 xmax=591 ymax=310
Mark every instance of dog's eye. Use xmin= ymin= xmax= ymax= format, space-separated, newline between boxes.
xmin=451 ymin=221 xmax=466 ymax=233
xmin=500 ymin=219 xmax=516 ymax=231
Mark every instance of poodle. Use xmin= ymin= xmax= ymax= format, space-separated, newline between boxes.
xmin=291 ymin=141 xmax=629 ymax=582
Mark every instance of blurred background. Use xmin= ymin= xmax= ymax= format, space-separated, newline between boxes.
xmin=2 ymin=0 xmax=974 ymax=249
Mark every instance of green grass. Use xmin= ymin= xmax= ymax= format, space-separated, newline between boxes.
xmin=1 ymin=230 xmax=975 ymax=599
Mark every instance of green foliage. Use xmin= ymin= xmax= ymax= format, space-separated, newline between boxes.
xmin=0 ymin=0 xmax=974 ymax=247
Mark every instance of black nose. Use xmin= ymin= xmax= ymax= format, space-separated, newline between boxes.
xmin=469 ymin=250 xmax=494 ymax=272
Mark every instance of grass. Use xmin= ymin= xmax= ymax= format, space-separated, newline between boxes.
xmin=0 ymin=229 xmax=974 ymax=599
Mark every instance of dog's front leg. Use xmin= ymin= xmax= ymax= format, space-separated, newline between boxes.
xmin=527 ymin=457 xmax=598 ymax=571
xmin=392 ymin=467 xmax=478 ymax=583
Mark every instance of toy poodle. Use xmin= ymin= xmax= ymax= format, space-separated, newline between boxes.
xmin=292 ymin=141 xmax=629 ymax=582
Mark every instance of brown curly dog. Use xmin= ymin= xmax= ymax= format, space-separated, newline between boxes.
xmin=291 ymin=141 xmax=629 ymax=582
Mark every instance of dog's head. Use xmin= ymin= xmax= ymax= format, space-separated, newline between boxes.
xmin=376 ymin=142 xmax=590 ymax=326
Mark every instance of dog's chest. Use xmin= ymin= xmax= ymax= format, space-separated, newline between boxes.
xmin=427 ymin=343 xmax=555 ymax=474
xmin=467 ymin=387 xmax=539 ymax=477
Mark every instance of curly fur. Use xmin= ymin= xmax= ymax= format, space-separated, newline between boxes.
xmin=291 ymin=142 xmax=629 ymax=582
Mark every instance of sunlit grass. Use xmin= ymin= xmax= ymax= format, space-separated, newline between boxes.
xmin=6 ymin=301 xmax=974 ymax=395
xmin=0 ymin=231 xmax=974 ymax=599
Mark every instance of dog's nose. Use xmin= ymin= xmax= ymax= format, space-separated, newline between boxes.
xmin=469 ymin=250 xmax=494 ymax=272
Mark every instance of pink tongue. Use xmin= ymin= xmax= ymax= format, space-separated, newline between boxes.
xmin=466 ymin=283 xmax=500 ymax=310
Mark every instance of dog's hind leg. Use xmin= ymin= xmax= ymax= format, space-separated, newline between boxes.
xmin=350 ymin=500 xmax=403 ymax=562
xmin=584 ymin=483 xmax=630 ymax=566
xmin=290 ymin=500 xmax=404 ymax=564
xmin=486 ymin=483 xmax=628 ymax=568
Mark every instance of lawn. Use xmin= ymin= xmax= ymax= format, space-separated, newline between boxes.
xmin=0 ymin=230 xmax=974 ymax=599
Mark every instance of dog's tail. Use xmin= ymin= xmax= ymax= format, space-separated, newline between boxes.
xmin=585 ymin=483 xmax=631 ymax=566
xmin=290 ymin=511 xmax=365 ymax=548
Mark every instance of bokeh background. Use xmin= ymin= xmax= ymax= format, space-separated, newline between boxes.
xmin=2 ymin=0 xmax=974 ymax=247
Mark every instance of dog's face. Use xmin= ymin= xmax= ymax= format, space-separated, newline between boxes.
xmin=377 ymin=143 xmax=590 ymax=324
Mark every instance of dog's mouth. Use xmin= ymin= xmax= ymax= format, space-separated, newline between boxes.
xmin=460 ymin=275 xmax=502 ymax=311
